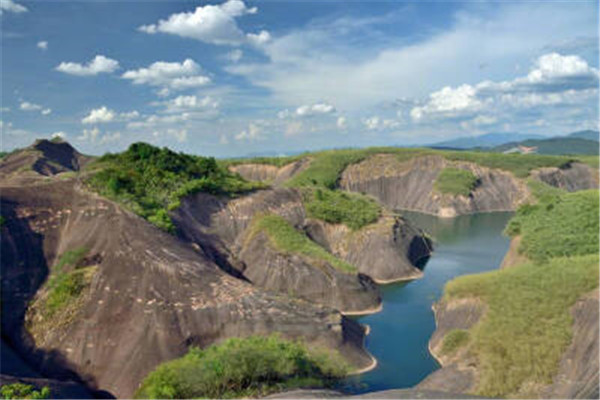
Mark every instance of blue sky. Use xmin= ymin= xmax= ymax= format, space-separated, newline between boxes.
xmin=1 ymin=0 xmax=598 ymax=157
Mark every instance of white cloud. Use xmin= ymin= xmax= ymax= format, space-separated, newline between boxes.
xmin=225 ymin=49 xmax=243 ymax=63
xmin=138 ymin=0 xmax=265 ymax=46
xmin=235 ymin=122 xmax=262 ymax=141
xmin=295 ymin=102 xmax=336 ymax=117
xmin=127 ymin=113 xmax=191 ymax=130
xmin=119 ymin=110 xmax=140 ymax=120
xmin=363 ymin=116 xmax=379 ymax=130
xmin=78 ymin=127 xmax=100 ymax=142
xmin=163 ymin=95 xmax=219 ymax=113
xmin=82 ymin=106 xmax=115 ymax=124
xmin=219 ymin=134 xmax=229 ymax=145
xmin=411 ymin=53 xmax=599 ymax=122
xmin=246 ymin=30 xmax=271 ymax=46
xmin=411 ymin=84 xmax=482 ymax=121
xmin=0 ymin=0 xmax=27 ymax=15
xmin=56 ymin=55 xmax=120 ymax=76
xmin=20 ymin=101 xmax=42 ymax=111
xmin=41 ymin=108 xmax=52 ymax=115
xmin=284 ymin=121 xmax=303 ymax=137
xmin=122 ymin=59 xmax=210 ymax=91
xmin=336 ymin=116 xmax=347 ymax=129
xmin=228 ymin=3 xmax=597 ymax=112
xmin=37 ymin=41 xmax=48 ymax=50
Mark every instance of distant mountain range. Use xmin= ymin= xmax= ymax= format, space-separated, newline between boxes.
xmin=429 ymin=130 xmax=599 ymax=155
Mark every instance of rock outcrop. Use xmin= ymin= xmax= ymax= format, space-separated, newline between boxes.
xmin=531 ymin=162 xmax=599 ymax=192
xmin=0 ymin=179 xmax=373 ymax=398
xmin=339 ymin=154 xmax=597 ymax=217
xmin=339 ymin=154 xmax=531 ymax=217
xmin=172 ymin=188 xmax=430 ymax=312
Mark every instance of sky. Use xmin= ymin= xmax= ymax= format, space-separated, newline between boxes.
xmin=1 ymin=0 xmax=599 ymax=157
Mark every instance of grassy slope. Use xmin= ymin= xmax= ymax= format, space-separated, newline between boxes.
xmin=440 ymin=189 xmax=600 ymax=397
xmin=246 ymin=214 xmax=357 ymax=273
xmin=433 ymin=168 xmax=478 ymax=197
xmin=135 ymin=335 xmax=348 ymax=399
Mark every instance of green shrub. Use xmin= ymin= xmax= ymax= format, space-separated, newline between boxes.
xmin=433 ymin=168 xmax=478 ymax=197
xmin=87 ymin=142 xmax=264 ymax=232
xmin=304 ymin=189 xmax=380 ymax=230
xmin=0 ymin=216 xmax=5 ymax=226
xmin=247 ymin=214 xmax=357 ymax=273
xmin=441 ymin=329 xmax=470 ymax=355
xmin=135 ymin=335 xmax=349 ymax=399
xmin=1 ymin=383 xmax=50 ymax=399
xmin=504 ymin=190 xmax=599 ymax=263
xmin=526 ymin=180 xmax=565 ymax=203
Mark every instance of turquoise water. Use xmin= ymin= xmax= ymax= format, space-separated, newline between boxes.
xmin=344 ymin=211 xmax=513 ymax=393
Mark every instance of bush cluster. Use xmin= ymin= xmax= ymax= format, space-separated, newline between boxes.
xmin=135 ymin=335 xmax=349 ymax=399
xmin=88 ymin=142 xmax=264 ymax=232
xmin=1 ymin=383 xmax=50 ymax=399
xmin=304 ymin=189 xmax=380 ymax=230
xmin=433 ymin=168 xmax=478 ymax=197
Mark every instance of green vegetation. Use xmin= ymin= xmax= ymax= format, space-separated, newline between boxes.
xmin=271 ymin=147 xmax=578 ymax=189
xmin=440 ymin=189 xmax=600 ymax=397
xmin=304 ymin=189 xmax=380 ymax=230
xmin=247 ymin=214 xmax=357 ymax=273
xmin=135 ymin=335 xmax=349 ymax=399
xmin=526 ymin=179 xmax=565 ymax=203
xmin=87 ymin=142 xmax=264 ymax=232
xmin=1 ymin=383 xmax=50 ymax=399
xmin=0 ymin=216 xmax=5 ymax=226
xmin=42 ymin=247 xmax=94 ymax=317
xmin=222 ymin=154 xmax=304 ymax=168
xmin=505 ymin=190 xmax=599 ymax=263
xmin=440 ymin=329 xmax=470 ymax=356
xmin=433 ymin=168 xmax=478 ymax=197
xmin=444 ymin=254 xmax=598 ymax=397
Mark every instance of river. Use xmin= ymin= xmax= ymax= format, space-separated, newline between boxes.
xmin=343 ymin=211 xmax=513 ymax=394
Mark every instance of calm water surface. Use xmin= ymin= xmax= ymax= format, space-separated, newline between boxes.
xmin=343 ymin=211 xmax=513 ymax=394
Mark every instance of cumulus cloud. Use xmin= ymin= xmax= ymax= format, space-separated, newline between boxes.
xmin=336 ymin=116 xmax=347 ymax=129
xmin=295 ymin=102 xmax=336 ymax=117
xmin=225 ymin=49 xmax=243 ymax=63
xmin=0 ymin=0 xmax=27 ymax=15
xmin=235 ymin=122 xmax=262 ymax=141
xmin=82 ymin=106 xmax=115 ymax=124
xmin=138 ymin=0 xmax=267 ymax=46
xmin=122 ymin=59 xmax=210 ymax=91
xmin=246 ymin=30 xmax=271 ymax=46
xmin=41 ymin=108 xmax=52 ymax=115
xmin=163 ymin=95 xmax=219 ymax=113
xmin=56 ymin=55 xmax=120 ymax=76
xmin=411 ymin=53 xmax=599 ymax=122
xmin=37 ymin=41 xmax=48 ymax=50
xmin=20 ymin=101 xmax=42 ymax=111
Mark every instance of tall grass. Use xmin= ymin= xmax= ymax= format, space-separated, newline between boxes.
xmin=303 ymin=188 xmax=380 ymax=230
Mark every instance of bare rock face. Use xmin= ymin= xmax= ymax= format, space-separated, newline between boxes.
xmin=416 ymin=298 xmax=484 ymax=394
xmin=530 ymin=162 xmax=599 ymax=191
xmin=229 ymin=158 xmax=311 ymax=186
xmin=304 ymin=216 xmax=430 ymax=283
xmin=0 ymin=181 xmax=373 ymax=398
xmin=543 ymin=289 xmax=599 ymax=399
xmin=238 ymin=232 xmax=381 ymax=314
xmin=340 ymin=155 xmax=531 ymax=217
xmin=173 ymin=188 xmax=430 ymax=312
